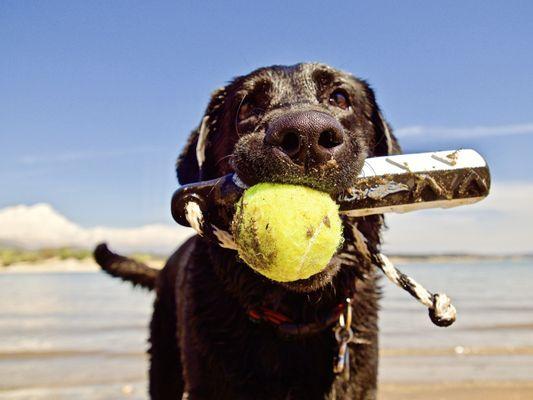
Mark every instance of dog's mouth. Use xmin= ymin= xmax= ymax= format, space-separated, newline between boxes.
xmin=279 ymin=256 xmax=342 ymax=293
xmin=231 ymin=108 xmax=367 ymax=197
xmin=232 ymin=152 xmax=364 ymax=197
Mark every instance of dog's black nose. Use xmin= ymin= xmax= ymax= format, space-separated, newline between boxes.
xmin=264 ymin=111 xmax=345 ymax=167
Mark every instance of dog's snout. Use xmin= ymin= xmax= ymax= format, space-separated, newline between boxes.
xmin=264 ymin=111 xmax=345 ymax=166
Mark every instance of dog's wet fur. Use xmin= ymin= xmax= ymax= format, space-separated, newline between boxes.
xmin=96 ymin=63 xmax=400 ymax=399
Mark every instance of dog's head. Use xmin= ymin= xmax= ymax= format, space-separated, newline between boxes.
xmin=177 ymin=63 xmax=400 ymax=291
xmin=177 ymin=63 xmax=399 ymax=191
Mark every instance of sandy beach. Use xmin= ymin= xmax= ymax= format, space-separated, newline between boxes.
xmin=379 ymin=381 xmax=533 ymax=400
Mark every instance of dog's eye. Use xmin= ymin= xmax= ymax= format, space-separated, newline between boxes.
xmin=238 ymin=99 xmax=260 ymax=122
xmin=329 ymin=89 xmax=350 ymax=110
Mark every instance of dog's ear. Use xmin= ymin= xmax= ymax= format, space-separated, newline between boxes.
xmin=372 ymin=110 xmax=401 ymax=156
xmin=176 ymin=87 xmax=228 ymax=184
xmin=176 ymin=126 xmax=200 ymax=185
xmin=360 ymin=82 xmax=401 ymax=156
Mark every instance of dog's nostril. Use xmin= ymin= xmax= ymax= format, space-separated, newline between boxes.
xmin=318 ymin=130 xmax=343 ymax=149
xmin=279 ymin=131 xmax=301 ymax=156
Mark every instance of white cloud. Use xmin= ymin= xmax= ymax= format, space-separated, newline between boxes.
xmin=0 ymin=203 xmax=193 ymax=254
xmin=396 ymin=123 xmax=533 ymax=139
xmin=382 ymin=182 xmax=533 ymax=255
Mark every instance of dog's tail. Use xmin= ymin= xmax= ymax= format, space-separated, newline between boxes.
xmin=93 ymin=243 xmax=159 ymax=290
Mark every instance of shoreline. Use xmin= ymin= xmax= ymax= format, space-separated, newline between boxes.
xmin=1 ymin=255 xmax=529 ymax=273
xmin=0 ymin=257 xmax=164 ymax=273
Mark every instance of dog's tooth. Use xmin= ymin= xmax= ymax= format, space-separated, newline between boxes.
xmin=232 ymin=174 xmax=250 ymax=189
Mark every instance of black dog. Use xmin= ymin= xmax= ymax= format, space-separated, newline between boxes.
xmin=95 ymin=63 xmax=400 ymax=400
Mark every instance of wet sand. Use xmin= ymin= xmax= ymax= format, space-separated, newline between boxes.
xmin=379 ymin=381 xmax=533 ymax=400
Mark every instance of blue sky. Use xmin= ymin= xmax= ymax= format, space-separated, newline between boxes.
xmin=1 ymin=1 xmax=532 ymax=228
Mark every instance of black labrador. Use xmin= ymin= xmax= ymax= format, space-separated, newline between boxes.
xmin=95 ymin=63 xmax=400 ymax=400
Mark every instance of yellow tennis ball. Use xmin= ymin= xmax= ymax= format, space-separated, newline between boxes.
xmin=232 ymin=183 xmax=343 ymax=282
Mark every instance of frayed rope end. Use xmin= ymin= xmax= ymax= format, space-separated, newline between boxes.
xmin=429 ymin=293 xmax=456 ymax=327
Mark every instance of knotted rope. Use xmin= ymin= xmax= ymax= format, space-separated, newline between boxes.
xmin=375 ymin=253 xmax=456 ymax=327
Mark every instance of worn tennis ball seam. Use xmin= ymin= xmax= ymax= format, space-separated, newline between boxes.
xmin=297 ymin=217 xmax=325 ymax=273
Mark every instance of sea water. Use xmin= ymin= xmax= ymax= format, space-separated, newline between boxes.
xmin=0 ymin=260 xmax=532 ymax=398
